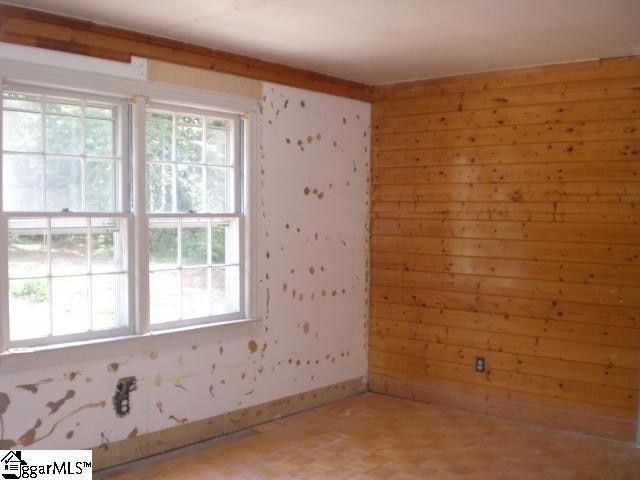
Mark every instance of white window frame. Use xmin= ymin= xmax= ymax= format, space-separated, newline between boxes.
xmin=0 ymin=57 xmax=259 ymax=364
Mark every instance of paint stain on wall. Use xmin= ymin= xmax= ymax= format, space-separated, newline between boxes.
xmin=168 ymin=415 xmax=188 ymax=424
xmin=248 ymin=340 xmax=258 ymax=353
xmin=0 ymin=393 xmax=13 ymax=447
xmin=16 ymin=379 xmax=53 ymax=394
xmin=303 ymin=322 xmax=310 ymax=334
xmin=19 ymin=419 xmax=42 ymax=446
xmin=17 ymin=401 xmax=106 ymax=446
xmin=107 ymin=363 xmax=119 ymax=373
xmin=46 ymin=390 xmax=76 ymax=415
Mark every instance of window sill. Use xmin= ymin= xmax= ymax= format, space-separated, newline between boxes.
xmin=0 ymin=317 xmax=260 ymax=373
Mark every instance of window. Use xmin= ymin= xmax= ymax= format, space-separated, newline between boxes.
xmin=2 ymin=87 xmax=130 ymax=347
xmin=145 ymin=106 xmax=242 ymax=329
xmin=0 ymin=75 xmax=252 ymax=351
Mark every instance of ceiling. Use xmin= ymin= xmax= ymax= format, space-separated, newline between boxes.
xmin=7 ymin=0 xmax=640 ymax=85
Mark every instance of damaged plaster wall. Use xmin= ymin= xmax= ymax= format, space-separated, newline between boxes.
xmin=0 ymin=82 xmax=370 ymax=451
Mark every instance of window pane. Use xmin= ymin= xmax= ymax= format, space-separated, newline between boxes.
xmin=149 ymin=220 xmax=178 ymax=269
xmin=91 ymin=218 xmax=124 ymax=273
xmin=52 ymin=276 xmax=90 ymax=335
xmin=8 ymin=220 xmax=48 ymax=278
xmin=182 ymin=220 xmax=208 ymax=266
xmin=206 ymin=128 xmax=228 ymax=165
xmin=212 ymin=265 xmax=239 ymax=315
xmin=146 ymin=119 xmax=172 ymax=161
xmin=146 ymin=163 xmax=173 ymax=212
xmin=85 ymin=118 xmax=114 ymax=157
xmin=177 ymin=114 xmax=202 ymax=126
xmin=3 ymin=155 xmax=44 ymax=211
xmin=46 ymin=114 xmax=82 ymax=155
xmin=210 ymin=219 xmax=239 ymax=265
xmin=86 ymin=105 xmax=115 ymax=119
xmin=150 ymin=270 xmax=180 ymax=324
xmin=46 ymin=100 xmax=82 ymax=115
xmin=3 ymin=92 xmax=42 ymax=112
xmin=182 ymin=268 xmax=208 ymax=319
xmin=206 ymin=166 xmax=233 ymax=212
xmin=46 ymin=156 xmax=82 ymax=211
xmin=86 ymin=160 xmax=115 ymax=211
xmin=176 ymin=124 xmax=203 ymax=163
xmin=3 ymin=110 xmax=43 ymax=152
xmin=210 ymin=223 xmax=227 ymax=265
xmin=177 ymin=164 xmax=203 ymax=212
xmin=51 ymin=218 xmax=87 ymax=275
xmin=9 ymin=278 xmax=50 ymax=340
xmin=92 ymin=273 xmax=123 ymax=331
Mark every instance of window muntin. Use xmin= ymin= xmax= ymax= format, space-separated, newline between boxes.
xmin=145 ymin=106 xmax=242 ymax=329
xmin=2 ymin=86 xmax=130 ymax=347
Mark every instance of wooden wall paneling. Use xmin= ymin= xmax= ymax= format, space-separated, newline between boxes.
xmin=369 ymin=56 xmax=640 ymax=442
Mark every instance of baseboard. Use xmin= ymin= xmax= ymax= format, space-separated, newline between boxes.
xmin=369 ymin=373 xmax=637 ymax=443
xmin=93 ymin=376 xmax=367 ymax=470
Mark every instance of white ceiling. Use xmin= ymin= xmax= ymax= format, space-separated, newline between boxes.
xmin=8 ymin=0 xmax=640 ymax=85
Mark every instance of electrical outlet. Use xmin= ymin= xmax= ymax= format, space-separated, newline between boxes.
xmin=475 ymin=357 xmax=485 ymax=372
xmin=113 ymin=376 xmax=137 ymax=417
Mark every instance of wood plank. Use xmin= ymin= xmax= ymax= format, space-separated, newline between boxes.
xmin=369 ymin=335 xmax=637 ymax=389
xmin=371 ymin=57 xmax=640 ymax=101
xmin=371 ymin=302 xmax=640 ymax=349
xmin=371 ymin=234 xmax=640 ymax=266
xmin=370 ymin=285 xmax=640 ymax=329
xmin=372 ymin=119 xmax=640 ymax=151
xmin=373 ymin=76 xmax=640 ymax=117
xmin=370 ymin=370 xmax=635 ymax=423
xmin=372 ymin=204 xmax=640 ymax=227
xmin=369 ymin=350 xmax=636 ymax=410
xmin=371 ymin=267 xmax=640 ymax=307
xmin=370 ymin=218 xmax=640 ymax=245
xmin=0 ymin=5 xmax=372 ymax=101
xmin=370 ymin=317 xmax=639 ymax=370
xmin=370 ymin=252 xmax=640 ymax=287
xmin=372 ymin=182 xmax=640 ymax=203
xmin=369 ymin=373 xmax=637 ymax=442
xmin=372 ymin=140 xmax=640 ymax=168
xmin=374 ymin=99 xmax=640 ymax=134
xmin=372 ymin=160 xmax=640 ymax=185
xmin=369 ymin=345 xmax=636 ymax=409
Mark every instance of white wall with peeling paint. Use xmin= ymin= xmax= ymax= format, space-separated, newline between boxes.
xmin=0 ymin=81 xmax=370 ymax=451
